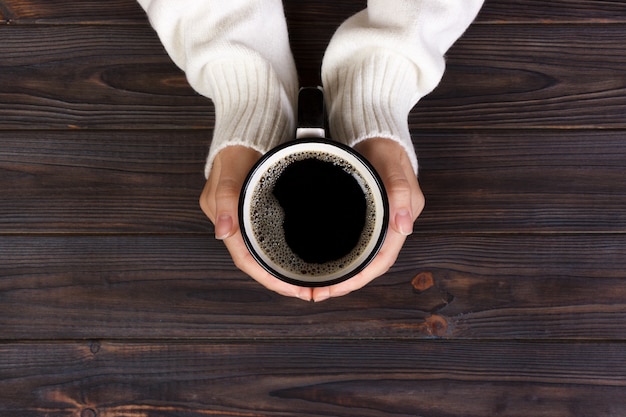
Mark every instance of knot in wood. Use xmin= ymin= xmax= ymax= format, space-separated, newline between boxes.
xmin=89 ymin=341 xmax=100 ymax=355
xmin=424 ymin=315 xmax=449 ymax=337
xmin=411 ymin=272 xmax=435 ymax=293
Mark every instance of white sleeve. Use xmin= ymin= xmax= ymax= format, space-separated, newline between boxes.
xmin=322 ymin=0 xmax=484 ymax=173
xmin=137 ymin=0 xmax=298 ymax=177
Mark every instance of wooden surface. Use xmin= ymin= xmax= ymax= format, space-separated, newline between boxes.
xmin=1 ymin=0 xmax=626 ymax=416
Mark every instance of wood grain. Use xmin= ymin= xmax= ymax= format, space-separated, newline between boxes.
xmin=414 ymin=130 xmax=626 ymax=233
xmin=0 ymin=26 xmax=210 ymax=129
xmin=414 ymin=24 xmax=626 ymax=128
xmin=1 ymin=234 xmax=625 ymax=340
xmin=478 ymin=0 xmax=626 ymax=23
xmin=3 ymin=24 xmax=626 ymax=129
xmin=0 ymin=0 xmax=147 ymax=23
xmin=0 ymin=130 xmax=209 ymax=233
xmin=1 ymin=130 xmax=625 ymax=233
xmin=1 ymin=340 xmax=625 ymax=417
xmin=2 ymin=0 xmax=626 ymax=24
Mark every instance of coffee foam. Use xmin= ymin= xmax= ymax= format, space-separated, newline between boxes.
xmin=249 ymin=151 xmax=377 ymax=277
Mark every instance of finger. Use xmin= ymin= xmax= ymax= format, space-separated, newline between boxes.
xmin=199 ymin=167 xmax=220 ymax=223
xmin=200 ymin=146 xmax=261 ymax=239
xmin=373 ymin=155 xmax=424 ymax=236
xmin=355 ymin=138 xmax=425 ymax=235
xmin=386 ymin=173 xmax=417 ymax=236
xmin=213 ymin=176 xmax=241 ymax=240
xmin=312 ymin=228 xmax=406 ymax=302
xmin=223 ymin=231 xmax=314 ymax=301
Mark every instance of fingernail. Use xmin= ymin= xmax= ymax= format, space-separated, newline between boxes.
xmin=396 ymin=209 xmax=413 ymax=236
xmin=297 ymin=289 xmax=312 ymax=302
xmin=313 ymin=288 xmax=331 ymax=303
xmin=215 ymin=214 xmax=233 ymax=240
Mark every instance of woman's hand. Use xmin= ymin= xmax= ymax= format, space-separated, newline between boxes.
xmin=200 ymin=140 xmax=423 ymax=302
xmin=199 ymin=146 xmax=314 ymax=301
xmin=312 ymin=138 xmax=425 ymax=302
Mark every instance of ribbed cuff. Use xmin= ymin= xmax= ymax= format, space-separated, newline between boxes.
xmin=322 ymin=50 xmax=420 ymax=174
xmin=202 ymin=55 xmax=297 ymax=178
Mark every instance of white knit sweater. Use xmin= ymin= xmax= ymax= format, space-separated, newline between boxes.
xmin=137 ymin=0 xmax=483 ymax=176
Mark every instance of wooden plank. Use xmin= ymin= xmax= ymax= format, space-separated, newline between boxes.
xmin=0 ymin=0 xmax=147 ymax=23
xmin=2 ymin=0 xmax=626 ymax=24
xmin=478 ymin=0 xmax=626 ymax=23
xmin=283 ymin=1 xmax=364 ymax=86
xmin=1 ymin=340 xmax=625 ymax=416
xmin=1 ymin=130 xmax=624 ymax=234
xmin=0 ymin=130 xmax=209 ymax=233
xmin=414 ymin=130 xmax=626 ymax=233
xmin=0 ymin=26 xmax=211 ymax=130
xmin=1 ymin=234 xmax=625 ymax=340
xmin=414 ymin=24 xmax=626 ymax=128
xmin=3 ymin=24 xmax=626 ymax=129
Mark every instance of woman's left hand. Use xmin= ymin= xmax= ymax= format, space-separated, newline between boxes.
xmin=312 ymin=138 xmax=425 ymax=302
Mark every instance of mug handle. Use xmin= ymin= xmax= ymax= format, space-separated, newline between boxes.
xmin=296 ymin=86 xmax=327 ymax=139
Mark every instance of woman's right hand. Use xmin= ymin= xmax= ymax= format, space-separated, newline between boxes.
xmin=199 ymin=146 xmax=314 ymax=301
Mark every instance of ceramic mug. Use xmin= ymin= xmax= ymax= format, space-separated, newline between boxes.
xmin=238 ymin=87 xmax=389 ymax=287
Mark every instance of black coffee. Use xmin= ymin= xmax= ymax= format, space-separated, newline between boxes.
xmin=272 ymin=158 xmax=366 ymax=264
xmin=248 ymin=151 xmax=377 ymax=276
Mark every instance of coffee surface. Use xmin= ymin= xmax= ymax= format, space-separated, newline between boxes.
xmin=272 ymin=158 xmax=366 ymax=264
xmin=249 ymin=151 xmax=377 ymax=277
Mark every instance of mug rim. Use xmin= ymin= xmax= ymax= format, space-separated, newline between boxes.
xmin=238 ymin=138 xmax=389 ymax=288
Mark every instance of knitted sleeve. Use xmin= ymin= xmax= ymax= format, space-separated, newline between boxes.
xmin=137 ymin=0 xmax=298 ymax=177
xmin=321 ymin=0 xmax=484 ymax=174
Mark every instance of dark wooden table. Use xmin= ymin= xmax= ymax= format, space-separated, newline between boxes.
xmin=2 ymin=1 xmax=626 ymax=415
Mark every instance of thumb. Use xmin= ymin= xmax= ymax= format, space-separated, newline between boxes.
xmin=386 ymin=174 xmax=419 ymax=236
xmin=201 ymin=146 xmax=261 ymax=240
xmin=389 ymin=166 xmax=425 ymax=236
xmin=394 ymin=208 xmax=415 ymax=236
xmin=215 ymin=213 xmax=235 ymax=240
xmin=371 ymin=150 xmax=423 ymax=236
xmin=355 ymin=138 xmax=425 ymax=236
xmin=213 ymin=176 xmax=242 ymax=240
